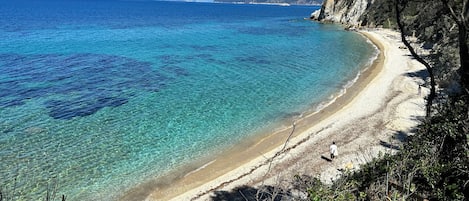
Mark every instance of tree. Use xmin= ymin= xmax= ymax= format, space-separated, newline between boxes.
xmin=441 ymin=0 xmax=469 ymax=97
xmin=395 ymin=0 xmax=437 ymax=116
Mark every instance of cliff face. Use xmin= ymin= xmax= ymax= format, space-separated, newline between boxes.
xmin=311 ymin=0 xmax=373 ymax=26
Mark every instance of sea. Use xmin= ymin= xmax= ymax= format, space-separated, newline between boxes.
xmin=0 ymin=0 xmax=376 ymax=200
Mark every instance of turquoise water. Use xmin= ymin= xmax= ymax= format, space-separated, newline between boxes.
xmin=0 ymin=1 xmax=376 ymax=200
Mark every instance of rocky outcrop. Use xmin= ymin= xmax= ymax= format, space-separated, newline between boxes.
xmin=310 ymin=0 xmax=373 ymax=27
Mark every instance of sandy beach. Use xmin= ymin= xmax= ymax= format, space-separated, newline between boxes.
xmin=120 ymin=28 xmax=427 ymax=201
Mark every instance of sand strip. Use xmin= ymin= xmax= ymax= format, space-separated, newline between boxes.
xmin=121 ymin=28 xmax=427 ymax=201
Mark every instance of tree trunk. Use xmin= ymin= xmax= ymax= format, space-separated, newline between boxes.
xmin=457 ymin=24 xmax=469 ymax=96
xmin=441 ymin=0 xmax=469 ymax=96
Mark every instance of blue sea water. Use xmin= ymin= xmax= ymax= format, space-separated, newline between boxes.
xmin=0 ymin=0 xmax=376 ymax=200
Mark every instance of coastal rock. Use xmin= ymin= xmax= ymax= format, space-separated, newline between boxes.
xmin=311 ymin=0 xmax=373 ymax=27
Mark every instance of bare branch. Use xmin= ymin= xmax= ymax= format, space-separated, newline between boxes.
xmin=462 ymin=0 xmax=468 ymax=17
xmin=442 ymin=0 xmax=462 ymax=25
xmin=463 ymin=0 xmax=469 ymax=29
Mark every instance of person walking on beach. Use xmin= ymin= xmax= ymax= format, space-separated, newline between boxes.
xmin=330 ymin=141 xmax=338 ymax=160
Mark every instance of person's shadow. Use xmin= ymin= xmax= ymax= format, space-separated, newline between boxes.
xmin=321 ymin=155 xmax=332 ymax=162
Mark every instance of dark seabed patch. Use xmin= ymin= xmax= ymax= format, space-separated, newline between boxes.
xmin=45 ymin=96 xmax=129 ymax=120
xmin=0 ymin=53 xmax=172 ymax=120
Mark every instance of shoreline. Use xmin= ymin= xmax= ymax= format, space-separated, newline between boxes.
xmin=121 ymin=29 xmax=427 ymax=201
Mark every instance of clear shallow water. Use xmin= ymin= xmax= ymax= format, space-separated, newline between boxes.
xmin=0 ymin=0 xmax=376 ymax=200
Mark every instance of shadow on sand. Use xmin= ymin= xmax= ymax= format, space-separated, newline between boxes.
xmin=321 ymin=155 xmax=332 ymax=162
xmin=379 ymin=120 xmax=423 ymax=150
xmin=405 ymin=68 xmax=429 ymax=80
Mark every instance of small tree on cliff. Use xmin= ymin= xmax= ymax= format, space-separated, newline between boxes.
xmin=441 ymin=0 xmax=469 ymax=97
xmin=394 ymin=0 xmax=437 ymax=116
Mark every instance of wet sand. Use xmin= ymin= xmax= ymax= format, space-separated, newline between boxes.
xmin=121 ymin=29 xmax=427 ymax=201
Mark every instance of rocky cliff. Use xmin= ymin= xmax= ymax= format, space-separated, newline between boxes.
xmin=310 ymin=0 xmax=397 ymax=29
xmin=310 ymin=0 xmax=373 ymax=26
